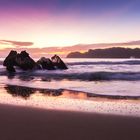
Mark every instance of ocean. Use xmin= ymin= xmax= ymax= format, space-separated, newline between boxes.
xmin=1 ymin=58 xmax=140 ymax=96
xmin=0 ymin=58 xmax=140 ymax=116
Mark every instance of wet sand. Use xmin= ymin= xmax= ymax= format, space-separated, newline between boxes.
xmin=0 ymin=104 xmax=140 ymax=140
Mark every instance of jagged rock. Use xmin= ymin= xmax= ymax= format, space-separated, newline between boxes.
xmin=3 ymin=51 xmax=68 ymax=72
xmin=37 ymin=57 xmax=55 ymax=70
xmin=3 ymin=50 xmax=17 ymax=72
xmin=3 ymin=50 xmax=17 ymax=67
xmin=51 ymin=55 xmax=68 ymax=69
xmin=15 ymin=51 xmax=36 ymax=70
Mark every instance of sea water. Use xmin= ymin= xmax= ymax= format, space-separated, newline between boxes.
xmin=0 ymin=58 xmax=140 ymax=116
xmin=0 ymin=58 xmax=140 ymax=97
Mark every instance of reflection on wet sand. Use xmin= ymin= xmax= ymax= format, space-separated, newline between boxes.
xmin=4 ymin=84 xmax=140 ymax=100
xmin=1 ymin=84 xmax=140 ymax=117
xmin=5 ymin=85 xmax=36 ymax=99
xmin=4 ymin=85 xmax=88 ymax=100
xmin=4 ymin=85 xmax=62 ymax=99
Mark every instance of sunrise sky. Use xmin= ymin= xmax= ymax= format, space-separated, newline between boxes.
xmin=0 ymin=0 xmax=140 ymax=57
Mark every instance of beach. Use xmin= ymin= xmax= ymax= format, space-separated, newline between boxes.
xmin=0 ymin=104 xmax=140 ymax=140
xmin=0 ymin=0 xmax=140 ymax=139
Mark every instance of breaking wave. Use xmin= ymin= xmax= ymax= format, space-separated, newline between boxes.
xmin=1 ymin=59 xmax=140 ymax=81
xmin=1 ymin=68 xmax=140 ymax=81
xmin=26 ymin=71 xmax=140 ymax=81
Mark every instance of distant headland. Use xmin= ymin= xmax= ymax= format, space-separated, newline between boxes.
xmin=67 ymin=47 xmax=140 ymax=58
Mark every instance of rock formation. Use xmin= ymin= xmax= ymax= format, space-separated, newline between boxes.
xmin=51 ymin=55 xmax=68 ymax=69
xmin=15 ymin=51 xmax=36 ymax=70
xmin=37 ymin=57 xmax=55 ymax=70
xmin=3 ymin=51 xmax=68 ymax=72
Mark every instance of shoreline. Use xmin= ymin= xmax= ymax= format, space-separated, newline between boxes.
xmin=0 ymin=84 xmax=140 ymax=117
xmin=1 ymin=84 xmax=140 ymax=100
xmin=0 ymin=104 xmax=140 ymax=140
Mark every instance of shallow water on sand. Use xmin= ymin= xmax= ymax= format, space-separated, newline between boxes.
xmin=0 ymin=83 xmax=140 ymax=117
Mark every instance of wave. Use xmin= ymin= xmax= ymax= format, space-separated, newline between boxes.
xmin=32 ymin=71 xmax=140 ymax=81
xmin=67 ymin=60 xmax=140 ymax=65
xmin=1 ymin=69 xmax=140 ymax=81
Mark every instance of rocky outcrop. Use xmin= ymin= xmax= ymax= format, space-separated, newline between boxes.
xmin=3 ymin=51 xmax=68 ymax=72
xmin=37 ymin=57 xmax=55 ymax=70
xmin=3 ymin=50 xmax=36 ymax=72
xmin=15 ymin=51 xmax=36 ymax=70
xmin=3 ymin=50 xmax=17 ymax=72
xmin=51 ymin=55 xmax=68 ymax=69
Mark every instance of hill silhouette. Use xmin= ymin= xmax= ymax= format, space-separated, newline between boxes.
xmin=67 ymin=47 xmax=140 ymax=58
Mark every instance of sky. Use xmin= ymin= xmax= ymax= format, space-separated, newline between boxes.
xmin=0 ymin=0 xmax=140 ymax=55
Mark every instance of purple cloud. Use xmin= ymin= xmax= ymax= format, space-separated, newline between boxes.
xmin=0 ymin=40 xmax=33 ymax=47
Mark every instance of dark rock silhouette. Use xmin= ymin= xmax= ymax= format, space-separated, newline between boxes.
xmin=3 ymin=51 xmax=68 ymax=72
xmin=15 ymin=51 xmax=36 ymax=70
xmin=6 ymin=66 xmax=16 ymax=72
xmin=67 ymin=47 xmax=140 ymax=58
xmin=3 ymin=50 xmax=36 ymax=72
xmin=51 ymin=55 xmax=68 ymax=69
xmin=3 ymin=50 xmax=17 ymax=66
xmin=37 ymin=57 xmax=55 ymax=70
xmin=3 ymin=50 xmax=17 ymax=72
